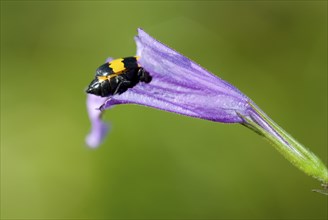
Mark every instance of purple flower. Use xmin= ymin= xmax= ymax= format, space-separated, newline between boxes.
xmin=86 ymin=28 xmax=328 ymax=189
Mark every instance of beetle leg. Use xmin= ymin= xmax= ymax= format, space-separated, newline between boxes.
xmin=113 ymin=81 xmax=124 ymax=95
xmin=113 ymin=76 xmax=133 ymax=95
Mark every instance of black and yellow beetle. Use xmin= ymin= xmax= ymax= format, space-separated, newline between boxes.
xmin=86 ymin=56 xmax=152 ymax=97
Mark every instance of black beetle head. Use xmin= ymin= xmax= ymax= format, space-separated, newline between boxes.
xmin=86 ymin=78 xmax=111 ymax=97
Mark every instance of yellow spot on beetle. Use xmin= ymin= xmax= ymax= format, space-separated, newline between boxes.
xmin=108 ymin=58 xmax=125 ymax=74
xmin=97 ymin=75 xmax=118 ymax=81
xmin=97 ymin=76 xmax=107 ymax=81
xmin=135 ymin=56 xmax=141 ymax=67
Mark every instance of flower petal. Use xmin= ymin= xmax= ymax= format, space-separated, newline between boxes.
xmin=85 ymin=94 xmax=109 ymax=148
xmin=101 ymin=29 xmax=250 ymax=123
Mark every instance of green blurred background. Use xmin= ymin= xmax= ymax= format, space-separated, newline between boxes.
xmin=1 ymin=1 xmax=327 ymax=219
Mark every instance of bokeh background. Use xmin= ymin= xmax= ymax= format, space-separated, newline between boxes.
xmin=1 ymin=1 xmax=327 ymax=219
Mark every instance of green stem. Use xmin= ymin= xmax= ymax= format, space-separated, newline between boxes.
xmin=241 ymin=102 xmax=328 ymax=192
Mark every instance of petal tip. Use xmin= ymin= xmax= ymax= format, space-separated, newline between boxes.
xmin=85 ymin=122 xmax=110 ymax=148
xmin=105 ymin=57 xmax=114 ymax=63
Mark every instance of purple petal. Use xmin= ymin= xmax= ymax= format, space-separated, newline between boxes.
xmin=101 ymin=28 xmax=250 ymax=123
xmin=105 ymin=57 xmax=114 ymax=63
xmin=85 ymin=94 xmax=109 ymax=148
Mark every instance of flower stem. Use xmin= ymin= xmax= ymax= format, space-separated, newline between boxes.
xmin=240 ymin=102 xmax=328 ymax=192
